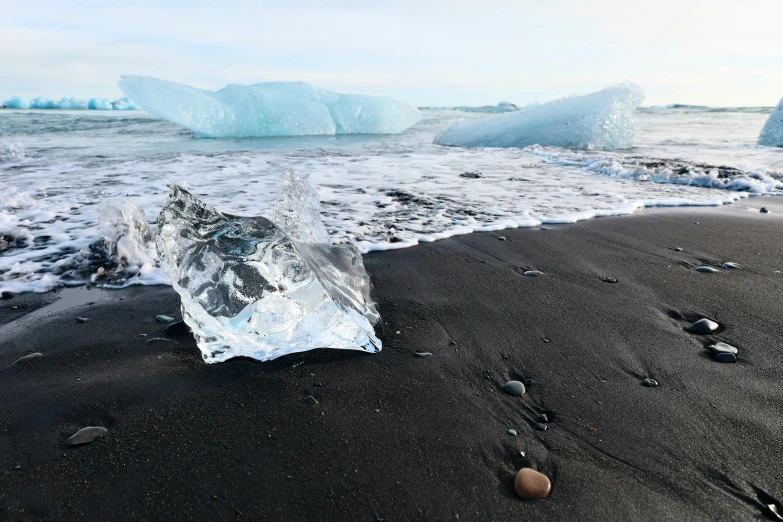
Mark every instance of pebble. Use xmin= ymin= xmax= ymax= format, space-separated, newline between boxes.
xmin=303 ymin=395 xmax=318 ymax=404
xmin=166 ymin=320 xmax=190 ymax=336
xmin=11 ymin=352 xmax=43 ymax=366
xmin=715 ymin=353 xmax=737 ymax=363
xmin=414 ymin=351 xmax=433 ymax=357
xmin=695 ymin=266 xmax=719 ymax=273
xmin=537 ymin=414 xmax=549 ymax=423
xmin=720 ymin=262 xmax=740 ymax=269
xmin=497 ymin=236 xmax=507 ymax=241
xmin=66 ymin=426 xmax=107 ymax=446
xmin=760 ymin=207 xmax=770 ymax=213
xmin=674 ymin=247 xmax=684 ymax=252
xmin=523 ymin=270 xmax=544 ymax=277
xmin=75 ymin=317 xmax=89 ymax=323
xmin=603 ymin=277 xmax=618 ymax=283
xmin=641 ymin=378 xmax=659 ymax=387
xmin=514 ymin=468 xmax=552 ymax=500
xmin=708 ymin=341 xmax=738 ymax=355
xmin=534 ymin=423 xmax=548 ymax=431
xmin=524 ymin=378 xmax=533 ymax=387
xmin=146 ymin=337 xmax=178 ymax=344
xmin=504 ymin=381 xmax=526 ymax=396
xmin=685 ymin=318 xmax=719 ymax=334
xmin=156 ymin=315 xmax=174 ymax=323
xmin=507 ymin=429 xmax=517 ymax=436
xmin=1 ymin=291 xmax=15 ymax=300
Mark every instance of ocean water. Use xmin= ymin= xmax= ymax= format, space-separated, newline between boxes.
xmin=1 ymin=106 xmax=781 ymax=294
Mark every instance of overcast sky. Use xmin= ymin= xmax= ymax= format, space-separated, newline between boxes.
xmin=2 ymin=0 xmax=782 ymax=107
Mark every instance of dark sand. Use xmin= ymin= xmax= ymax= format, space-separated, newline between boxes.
xmin=1 ymin=198 xmax=782 ymax=521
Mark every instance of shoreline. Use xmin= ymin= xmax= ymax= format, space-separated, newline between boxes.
xmin=1 ymin=202 xmax=782 ymax=520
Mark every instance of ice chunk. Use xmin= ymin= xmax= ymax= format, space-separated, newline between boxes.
xmin=156 ymin=171 xmax=381 ymax=363
xmin=436 ymin=82 xmax=644 ymax=150
xmin=6 ymin=96 xmax=30 ymax=109
xmin=89 ymin=98 xmax=112 ymax=110
xmin=111 ymin=97 xmax=138 ymax=110
xmin=759 ymin=96 xmax=783 ymax=147
xmin=56 ymin=97 xmax=89 ymax=110
xmin=30 ymin=97 xmax=58 ymax=109
xmin=118 ymin=75 xmax=420 ymax=138
xmin=92 ymin=200 xmax=159 ymax=284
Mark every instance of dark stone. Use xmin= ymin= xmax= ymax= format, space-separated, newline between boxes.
xmin=165 ymin=320 xmax=190 ymax=336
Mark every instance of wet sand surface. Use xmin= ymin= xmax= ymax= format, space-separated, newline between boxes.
xmin=1 ymin=198 xmax=782 ymax=521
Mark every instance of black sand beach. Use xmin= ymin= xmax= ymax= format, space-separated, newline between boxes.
xmin=1 ymin=199 xmax=782 ymax=521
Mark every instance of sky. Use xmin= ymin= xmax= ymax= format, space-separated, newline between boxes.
xmin=1 ymin=0 xmax=782 ymax=107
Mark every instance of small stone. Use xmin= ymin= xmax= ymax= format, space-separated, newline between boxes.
xmin=720 ymin=262 xmax=740 ymax=269
xmin=1 ymin=291 xmax=15 ymax=300
xmin=165 ymin=320 xmax=190 ymax=336
xmin=504 ymin=381 xmax=526 ymax=396
xmin=507 ymin=429 xmax=517 ymax=436
xmin=514 ymin=468 xmax=552 ymax=500
xmin=715 ymin=353 xmax=737 ymax=363
xmin=497 ymin=236 xmax=507 ymax=241
xmin=156 ymin=315 xmax=174 ymax=323
xmin=14 ymin=465 xmax=21 ymax=470
xmin=523 ymin=270 xmax=544 ymax=277
xmin=695 ymin=266 xmax=719 ymax=273
xmin=524 ymin=378 xmax=533 ymax=387
xmin=534 ymin=423 xmax=548 ymax=431
xmin=641 ymin=378 xmax=659 ymax=387
xmin=11 ymin=352 xmax=43 ymax=366
xmin=65 ymin=426 xmax=107 ymax=446
xmin=674 ymin=247 xmax=684 ymax=252
xmin=414 ymin=351 xmax=433 ymax=357
xmin=537 ymin=414 xmax=549 ymax=423
xmin=760 ymin=207 xmax=770 ymax=213
xmin=686 ymin=318 xmax=719 ymax=334
xmin=303 ymin=396 xmax=318 ymax=404
xmin=707 ymin=341 xmax=738 ymax=355
xmin=449 ymin=340 xmax=457 ymax=345
xmin=603 ymin=277 xmax=618 ymax=283
xmin=75 ymin=317 xmax=88 ymax=323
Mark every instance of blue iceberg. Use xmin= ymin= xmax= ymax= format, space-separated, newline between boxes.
xmin=111 ymin=97 xmax=138 ymax=110
xmin=118 ymin=75 xmax=421 ymax=138
xmin=758 ymin=96 xmax=783 ymax=147
xmin=89 ymin=98 xmax=112 ymax=110
xmin=435 ymin=82 xmax=644 ymax=150
xmin=5 ymin=96 xmax=30 ymax=109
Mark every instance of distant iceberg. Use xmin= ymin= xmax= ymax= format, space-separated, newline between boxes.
xmin=758 ymin=96 xmax=783 ymax=147
xmin=3 ymin=96 xmax=137 ymax=110
xmin=111 ymin=97 xmax=138 ymax=110
xmin=435 ymin=82 xmax=644 ymax=150
xmin=88 ymin=98 xmax=112 ymax=110
xmin=5 ymin=96 xmax=29 ymax=109
xmin=118 ymin=75 xmax=421 ymax=138
xmin=156 ymin=171 xmax=381 ymax=363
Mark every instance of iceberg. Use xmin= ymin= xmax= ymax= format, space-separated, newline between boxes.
xmin=6 ymin=96 xmax=30 ymax=109
xmin=156 ymin=171 xmax=381 ymax=363
xmin=118 ymin=75 xmax=421 ymax=138
xmin=111 ymin=97 xmax=138 ymax=110
xmin=89 ymin=98 xmax=112 ymax=110
xmin=435 ymin=82 xmax=644 ymax=150
xmin=57 ymin=97 xmax=89 ymax=110
xmin=758 ymin=96 xmax=783 ymax=147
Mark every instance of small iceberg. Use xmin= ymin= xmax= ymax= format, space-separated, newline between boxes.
xmin=118 ymin=75 xmax=421 ymax=138
xmin=758 ymin=96 xmax=783 ymax=147
xmin=156 ymin=171 xmax=381 ymax=363
xmin=435 ymin=81 xmax=644 ymax=150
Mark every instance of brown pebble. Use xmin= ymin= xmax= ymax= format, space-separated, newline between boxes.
xmin=514 ymin=468 xmax=551 ymax=500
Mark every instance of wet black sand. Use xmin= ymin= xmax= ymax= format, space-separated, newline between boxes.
xmin=1 ymin=199 xmax=782 ymax=521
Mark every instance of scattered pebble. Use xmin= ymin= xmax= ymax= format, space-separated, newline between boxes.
xmin=720 ymin=262 xmax=740 ymax=269
xmin=641 ymin=378 xmax=659 ymax=387
xmin=514 ymin=468 xmax=552 ymax=500
xmin=303 ymin=395 xmax=318 ymax=404
xmin=685 ymin=318 xmax=719 ymax=335
xmin=497 ymin=236 xmax=507 ymax=241
xmin=695 ymin=266 xmax=719 ymax=273
xmin=537 ymin=414 xmax=549 ymax=423
xmin=146 ymin=337 xmax=178 ymax=344
xmin=715 ymin=353 xmax=737 ymax=363
xmin=708 ymin=341 xmax=738 ymax=355
xmin=66 ymin=426 xmax=107 ymax=446
xmin=414 ymin=351 xmax=433 ymax=357
xmin=75 ymin=317 xmax=89 ymax=324
xmin=523 ymin=270 xmax=544 ymax=277
xmin=507 ymin=429 xmax=518 ymax=436
xmin=11 ymin=352 xmax=43 ymax=366
xmin=760 ymin=207 xmax=770 ymax=213
xmin=1 ymin=291 xmax=15 ymax=300
xmin=603 ymin=277 xmax=618 ymax=283
xmin=156 ymin=315 xmax=174 ymax=323
xmin=674 ymin=247 xmax=684 ymax=252
xmin=534 ymin=423 xmax=548 ymax=431
xmin=504 ymin=380 xmax=526 ymax=396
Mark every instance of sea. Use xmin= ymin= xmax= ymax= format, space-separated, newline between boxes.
xmin=1 ymin=105 xmax=781 ymax=294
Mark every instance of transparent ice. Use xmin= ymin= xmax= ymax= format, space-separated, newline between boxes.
xmin=435 ymin=82 xmax=644 ymax=150
xmin=156 ymin=171 xmax=381 ymax=363
xmin=118 ymin=75 xmax=421 ymax=138
xmin=758 ymin=96 xmax=783 ymax=147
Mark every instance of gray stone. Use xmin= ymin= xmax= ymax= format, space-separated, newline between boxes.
xmin=720 ymin=262 xmax=740 ymax=269
xmin=534 ymin=423 xmax=548 ymax=431
xmin=414 ymin=351 xmax=433 ymax=357
xmin=695 ymin=266 xmax=719 ymax=273
xmin=760 ymin=207 xmax=770 ymax=213
xmin=11 ymin=352 xmax=43 ymax=366
xmin=603 ymin=277 xmax=618 ymax=283
xmin=165 ymin=320 xmax=190 ymax=336
xmin=524 ymin=270 xmax=544 ymax=277
xmin=686 ymin=318 xmax=719 ymax=334
xmin=708 ymin=341 xmax=738 ymax=355
xmin=507 ymin=429 xmax=518 ymax=436
xmin=303 ymin=396 xmax=318 ymax=404
xmin=641 ymin=378 xmax=659 ymax=387
xmin=674 ymin=247 xmax=684 ymax=252
xmin=715 ymin=353 xmax=737 ymax=363
xmin=155 ymin=315 xmax=174 ymax=323
xmin=537 ymin=414 xmax=549 ymax=423
xmin=504 ymin=380 xmax=526 ymax=396
xmin=66 ymin=426 xmax=107 ymax=446
xmin=75 ymin=317 xmax=88 ymax=324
